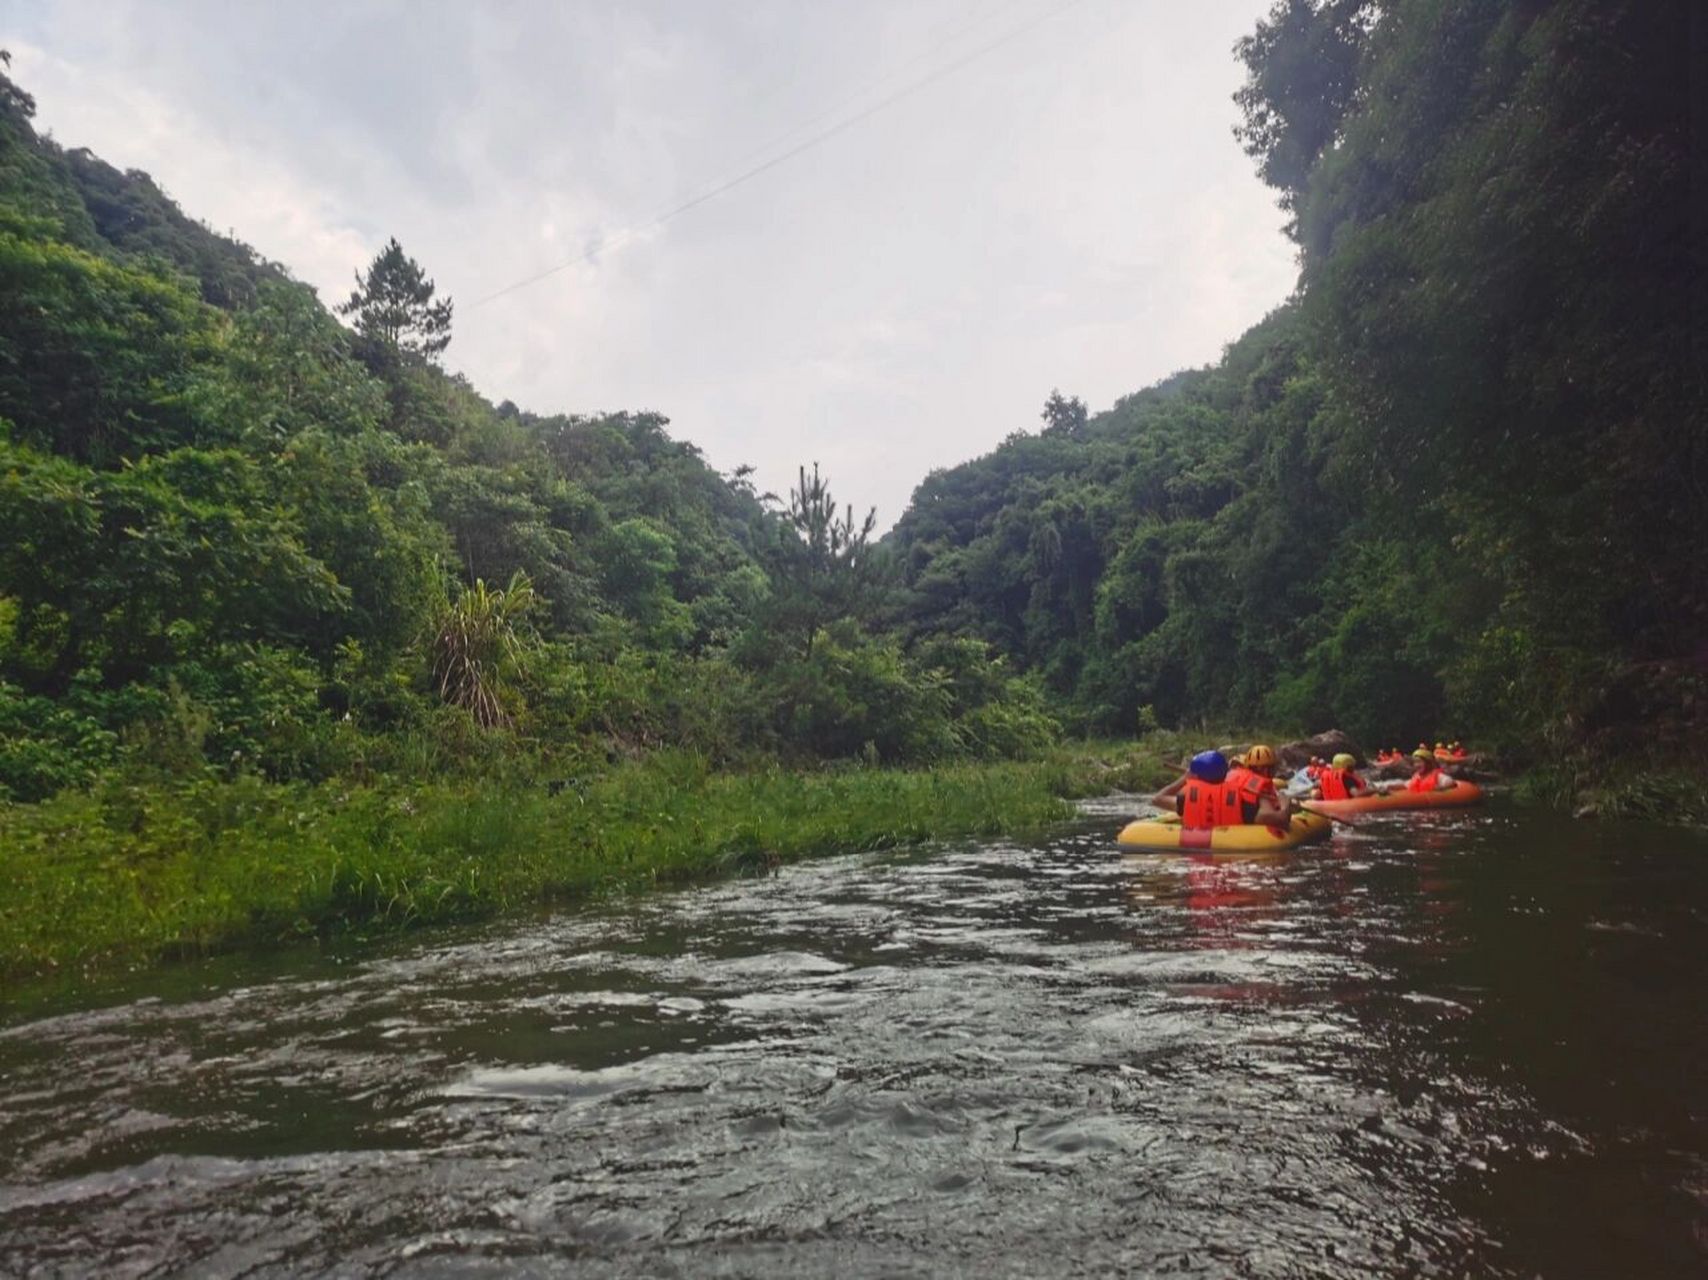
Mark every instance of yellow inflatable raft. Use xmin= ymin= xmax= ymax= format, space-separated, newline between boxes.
xmin=1115 ymin=811 xmax=1334 ymax=854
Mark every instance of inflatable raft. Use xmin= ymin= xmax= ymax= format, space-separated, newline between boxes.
xmin=1116 ymin=811 xmax=1333 ymax=854
xmin=1306 ymin=778 xmax=1483 ymax=818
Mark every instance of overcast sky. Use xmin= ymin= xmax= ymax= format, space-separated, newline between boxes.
xmin=10 ymin=0 xmax=1297 ymax=527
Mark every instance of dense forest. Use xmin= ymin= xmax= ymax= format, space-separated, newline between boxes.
xmin=2 ymin=0 xmax=1704 ymax=812
xmin=0 ymin=55 xmax=1058 ymax=805
xmin=887 ymin=0 xmax=1706 ymax=787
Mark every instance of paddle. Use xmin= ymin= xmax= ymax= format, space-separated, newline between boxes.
xmin=1298 ymin=801 xmax=1366 ymax=828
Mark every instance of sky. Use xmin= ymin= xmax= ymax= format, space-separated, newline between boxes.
xmin=8 ymin=0 xmax=1298 ymax=528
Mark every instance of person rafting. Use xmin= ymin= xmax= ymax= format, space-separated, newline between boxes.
xmin=1226 ymin=744 xmax=1293 ymax=828
xmin=1152 ymin=751 xmax=1242 ymax=829
xmin=1378 ymin=748 xmax=1455 ymax=793
xmin=1310 ymin=752 xmax=1371 ymax=801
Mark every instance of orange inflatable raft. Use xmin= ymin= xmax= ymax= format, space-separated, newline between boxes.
xmin=1306 ymin=778 xmax=1483 ymax=818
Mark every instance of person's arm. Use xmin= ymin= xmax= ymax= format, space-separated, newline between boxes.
xmin=1349 ymin=773 xmax=1370 ymax=795
xmin=1255 ymin=790 xmax=1292 ymax=829
xmin=1152 ymin=772 xmax=1190 ymax=809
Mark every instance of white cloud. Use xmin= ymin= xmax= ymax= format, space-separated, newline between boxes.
xmin=9 ymin=40 xmax=373 ymax=299
xmin=10 ymin=0 xmax=1297 ymax=527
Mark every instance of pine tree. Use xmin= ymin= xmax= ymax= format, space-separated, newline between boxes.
xmin=767 ymin=463 xmax=879 ymax=658
xmin=338 ymin=237 xmax=453 ymax=362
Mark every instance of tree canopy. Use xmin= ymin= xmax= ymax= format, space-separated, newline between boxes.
xmin=887 ymin=0 xmax=1705 ymax=763
xmin=339 ymin=237 xmax=454 ymax=362
xmin=1 ymin=5 xmax=1699 ymax=800
xmin=0 ymin=65 xmax=1056 ymax=799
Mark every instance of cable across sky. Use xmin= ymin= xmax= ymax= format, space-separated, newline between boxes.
xmin=468 ymin=0 xmax=1088 ymax=310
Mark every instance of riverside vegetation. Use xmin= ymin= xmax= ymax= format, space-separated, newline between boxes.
xmin=0 ymin=755 xmax=1072 ymax=984
xmin=2 ymin=1 xmax=1704 ymax=986
xmin=883 ymin=1 xmax=1705 ymax=806
xmin=0 ymin=740 xmax=1197 ymax=984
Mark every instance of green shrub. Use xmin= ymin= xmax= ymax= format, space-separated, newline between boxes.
xmin=0 ymin=679 xmax=119 ymax=800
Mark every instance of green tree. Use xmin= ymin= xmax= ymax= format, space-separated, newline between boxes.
xmin=0 ymin=212 xmax=222 ymax=463
xmin=1040 ymin=389 xmax=1088 ymax=437
xmin=1238 ymin=0 xmax=1707 ymax=742
xmin=763 ymin=464 xmax=878 ymax=659
xmin=338 ymin=237 xmax=453 ymax=362
xmin=203 ymin=279 xmax=387 ymax=443
xmin=1 ymin=49 xmax=37 ymax=121
xmin=0 ymin=440 xmax=348 ymax=692
xmin=600 ymin=518 xmax=692 ymax=647
xmin=1233 ymin=0 xmax=1375 ymax=223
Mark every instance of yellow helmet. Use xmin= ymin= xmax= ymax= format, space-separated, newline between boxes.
xmin=1413 ymin=747 xmax=1434 ymax=760
xmin=1331 ymin=753 xmax=1355 ymax=769
xmin=1245 ymin=744 xmax=1277 ymax=770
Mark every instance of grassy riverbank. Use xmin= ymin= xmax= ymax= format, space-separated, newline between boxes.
xmin=1 ymin=744 xmax=1178 ymax=989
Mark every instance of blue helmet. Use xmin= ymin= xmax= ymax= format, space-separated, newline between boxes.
xmin=1189 ymin=750 xmax=1229 ymax=783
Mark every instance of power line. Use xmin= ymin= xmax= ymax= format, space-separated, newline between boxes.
xmin=696 ymin=0 xmax=1033 ymax=186
xmin=469 ymin=0 xmax=1086 ymax=310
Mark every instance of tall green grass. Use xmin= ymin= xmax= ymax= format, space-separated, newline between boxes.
xmin=0 ymin=730 xmax=1263 ymax=992
xmin=0 ymin=754 xmax=1089 ymax=987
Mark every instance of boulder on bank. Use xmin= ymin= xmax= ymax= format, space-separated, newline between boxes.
xmin=1277 ymin=730 xmax=1357 ymax=769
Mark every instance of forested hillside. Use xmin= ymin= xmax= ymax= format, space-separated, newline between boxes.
xmin=0 ymin=57 xmax=1054 ymax=802
xmin=888 ymin=0 xmax=1706 ymax=777
xmin=2 ymin=0 xmax=1702 ymax=812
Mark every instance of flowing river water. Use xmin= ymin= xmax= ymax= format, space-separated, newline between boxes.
xmin=3 ymin=797 xmax=1707 ymax=1277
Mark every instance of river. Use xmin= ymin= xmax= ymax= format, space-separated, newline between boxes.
xmin=3 ymin=797 xmax=1706 ymax=1277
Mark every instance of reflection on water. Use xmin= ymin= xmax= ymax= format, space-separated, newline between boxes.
xmin=2 ymin=800 xmax=1706 ymax=1276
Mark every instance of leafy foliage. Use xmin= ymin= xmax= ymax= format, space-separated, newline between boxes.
xmin=429 ymin=574 xmax=535 ymax=730
xmin=8 ymin=5 xmax=1689 ymax=809
xmin=888 ymin=0 xmax=1704 ymax=770
xmin=0 ymin=64 xmax=1056 ymax=800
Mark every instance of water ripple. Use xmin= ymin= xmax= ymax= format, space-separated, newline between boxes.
xmin=2 ymin=809 xmax=1706 ymax=1276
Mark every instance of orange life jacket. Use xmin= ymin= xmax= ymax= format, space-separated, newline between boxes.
xmin=1318 ymin=768 xmax=1363 ymax=801
xmin=1226 ymin=766 xmax=1274 ymax=811
xmin=1181 ymin=778 xmax=1242 ymax=829
xmin=1407 ymin=767 xmax=1444 ymax=793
